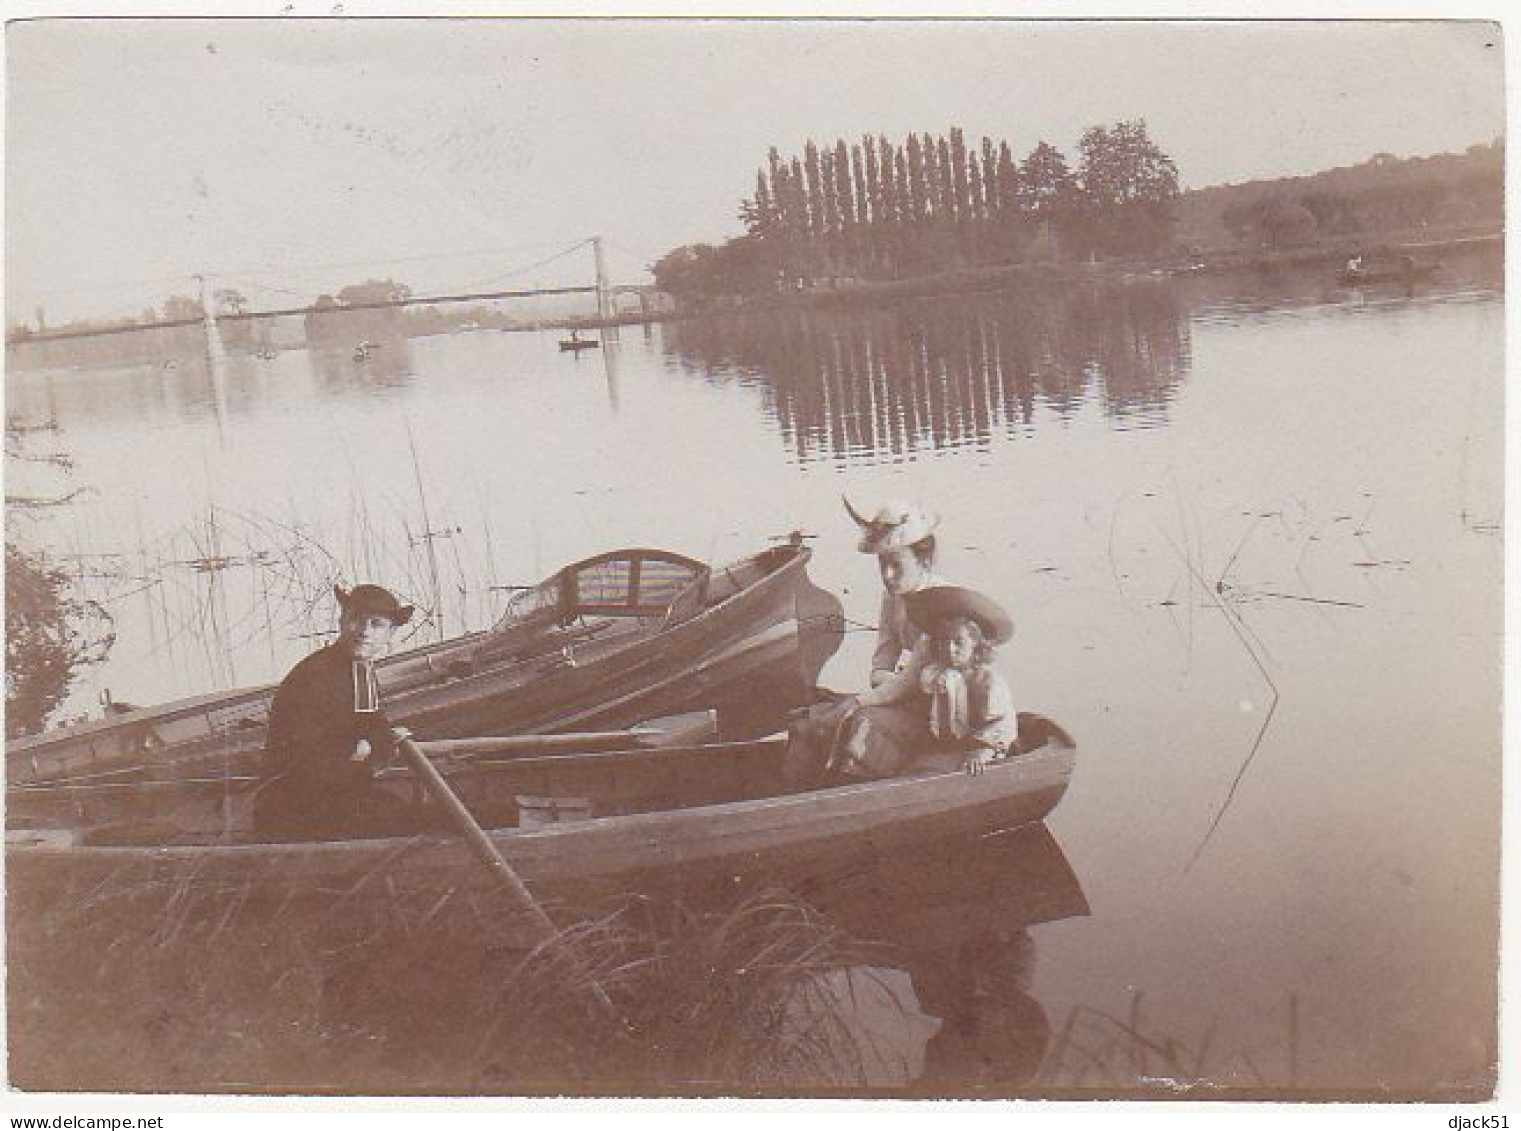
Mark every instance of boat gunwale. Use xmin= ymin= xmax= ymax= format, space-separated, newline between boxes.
xmin=7 ymin=733 xmax=1076 ymax=864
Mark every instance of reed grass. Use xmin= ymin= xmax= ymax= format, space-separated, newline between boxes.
xmin=1037 ymin=990 xmax=1286 ymax=1094
xmin=20 ymin=481 xmax=503 ymax=728
xmin=7 ymin=861 xmax=906 ymax=1096
xmin=477 ymin=887 xmax=901 ymax=1093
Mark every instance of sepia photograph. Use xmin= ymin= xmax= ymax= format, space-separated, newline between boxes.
xmin=2 ymin=8 xmax=1507 ymax=1112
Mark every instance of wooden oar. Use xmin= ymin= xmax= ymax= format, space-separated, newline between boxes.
xmin=15 ymin=710 xmax=719 ymax=792
xmin=395 ymin=734 xmax=625 ymax=1022
xmin=421 ymin=708 xmax=716 ymax=763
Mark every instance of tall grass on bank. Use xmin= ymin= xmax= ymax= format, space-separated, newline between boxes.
xmin=7 ymin=859 xmax=905 ymax=1095
xmin=7 ymin=854 xmax=520 ymax=1093
xmin=478 ymin=888 xmax=902 ymax=1093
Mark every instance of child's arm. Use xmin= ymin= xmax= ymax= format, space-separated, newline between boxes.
xmin=964 ymin=668 xmax=1018 ymax=773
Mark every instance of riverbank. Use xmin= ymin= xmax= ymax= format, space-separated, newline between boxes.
xmin=1151 ymin=228 xmax=1502 ymax=280
xmin=573 ymin=227 xmax=1502 ymax=327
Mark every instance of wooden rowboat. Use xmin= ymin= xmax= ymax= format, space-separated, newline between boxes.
xmin=6 ymin=715 xmax=1077 ymax=912
xmin=8 ymin=541 xmax=841 ymax=788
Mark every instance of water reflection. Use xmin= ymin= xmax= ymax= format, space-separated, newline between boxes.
xmin=309 ymin=334 xmax=416 ymax=393
xmin=795 ymin=821 xmax=1088 ymax=1095
xmin=599 ymin=326 xmax=622 ymax=413
xmin=661 ymin=281 xmax=1191 ymax=463
xmin=9 ymin=349 xmax=262 ymax=429
xmin=7 ymin=323 xmax=202 ymax=375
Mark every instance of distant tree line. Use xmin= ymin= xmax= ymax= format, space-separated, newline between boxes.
xmin=1175 ymin=139 xmax=1504 ymax=252
xmin=6 ymin=277 xmax=422 ymax=365
xmin=654 ymin=120 xmax=1179 ymax=303
xmin=304 ymin=278 xmax=413 ymax=344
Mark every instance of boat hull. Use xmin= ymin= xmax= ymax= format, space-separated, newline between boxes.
xmin=6 ymin=726 xmax=1077 ymax=912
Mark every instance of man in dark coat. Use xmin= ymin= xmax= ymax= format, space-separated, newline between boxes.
xmin=254 ymin=583 xmax=419 ymax=839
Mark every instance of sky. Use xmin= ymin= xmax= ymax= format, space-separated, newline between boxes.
xmin=4 ymin=16 xmax=1506 ymax=323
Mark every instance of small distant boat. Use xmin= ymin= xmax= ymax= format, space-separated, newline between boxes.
xmin=559 ymin=332 xmax=600 ymax=353
xmin=255 ymin=349 xmax=278 ymax=361
xmin=1337 ymin=259 xmax=1440 ymax=287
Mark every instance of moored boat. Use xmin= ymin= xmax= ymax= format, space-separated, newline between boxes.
xmin=7 ymin=541 xmax=841 ymax=787
xmin=6 ymin=715 xmax=1078 ymax=915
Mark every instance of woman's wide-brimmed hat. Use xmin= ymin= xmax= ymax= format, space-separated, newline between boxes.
xmin=904 ymin=585 xmax=1013 ymax=645
xmin=334 ymin=583 xmax=414 ymax=626
xmin=842 ymin=494 xmax=940 ymax=554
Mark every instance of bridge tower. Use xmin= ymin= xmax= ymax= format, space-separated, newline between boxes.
xmin=592 ymin=236 xmax=613 ymax=324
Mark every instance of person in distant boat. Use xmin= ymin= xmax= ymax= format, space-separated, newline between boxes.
xmin=833 ymin=585 xmax=1017 ymax=778
xmin=254 ymin=583 xmax=419 ymax=839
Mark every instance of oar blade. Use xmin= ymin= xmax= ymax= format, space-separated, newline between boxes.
xmin=629 ymin=709 xmax=718 ymax=747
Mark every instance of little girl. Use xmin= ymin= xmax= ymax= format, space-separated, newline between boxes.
xmin=907 ymin=586 xmax=1018 ymax=775
xmin=818 ymin=585 xmax=1017 ymax=780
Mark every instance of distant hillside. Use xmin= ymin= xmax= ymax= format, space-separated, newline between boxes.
xmin=1174 ymin=140 xmax=1502 ymax=253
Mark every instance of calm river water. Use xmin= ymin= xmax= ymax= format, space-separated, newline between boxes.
xmin=5 ymin=254 xmax=1503 ymax=1096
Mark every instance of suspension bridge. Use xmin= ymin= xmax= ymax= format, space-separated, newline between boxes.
xmin=7 ymin=236 xmax=662 ymax=346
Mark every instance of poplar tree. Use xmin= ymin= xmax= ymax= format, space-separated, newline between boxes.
xmin=820 ymin=144 xmax=840 ymax=240
xmin=789 ymin=156 xmax=808 ymax=230
xmin=950 ymin=127 xmax=970 ymax=222
xmin=905 ymin=134 xmax=926 ymax=224
xmin=850 ymin=142 xmax=868 ymax=229
xmin=836 ymin=140 xmax=857 ymax=229
xmin=803 ymin=140 xmax=824 ymax=239
xmin=936 ymin=134 xmax=955 ymax=222
xmin=995 ymin=141 xmax=1019 ymax=215
xmin=879 ymin=135 xmax=900 ymax=227
xmin=967 ymin=157 xmax=986 ymax=224
xmin=980 ymin=137 xmax=998 ymax=215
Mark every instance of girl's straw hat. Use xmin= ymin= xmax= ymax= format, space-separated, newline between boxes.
xmin=904 ymin=585 xmax=1013 ymax=645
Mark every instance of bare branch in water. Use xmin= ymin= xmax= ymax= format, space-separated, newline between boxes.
xmin=1155 ymin=523 xmax=1282 ymax=874
xmin=1254 ymin=590 xmax=1363 ymax=609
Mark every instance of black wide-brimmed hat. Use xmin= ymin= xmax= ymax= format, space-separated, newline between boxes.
xmin=904 ymin=585 xmax=1013 ymax=645
xmin=334 ymin=583 xmax=414 ymax=626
